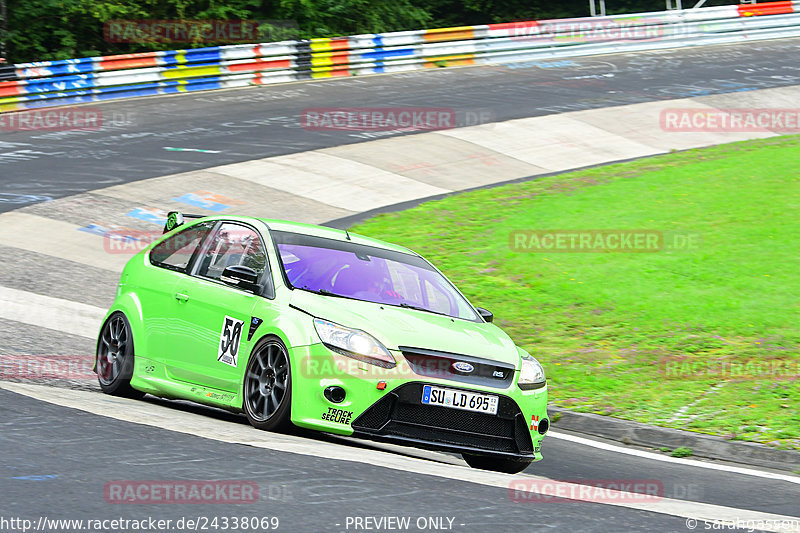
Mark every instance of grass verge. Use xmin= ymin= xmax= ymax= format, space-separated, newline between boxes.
xmin=352 ymin=135 xmax=800 ymax=450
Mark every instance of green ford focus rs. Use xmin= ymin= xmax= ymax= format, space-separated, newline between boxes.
xmin=96 ymin=212 xmax=549 ymax=473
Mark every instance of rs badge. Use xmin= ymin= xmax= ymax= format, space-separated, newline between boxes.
xmin=218 ymin=316 xmax=244 ymax=367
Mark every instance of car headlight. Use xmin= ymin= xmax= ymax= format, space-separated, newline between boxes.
xmin=314 ymin=318 xmax=396 ymax=368
xmin=518 ymin=355 xmax=546 ymax=390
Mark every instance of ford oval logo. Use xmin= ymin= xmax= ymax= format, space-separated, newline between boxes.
xmin=452 ymin=362 xmax=475 ymax=374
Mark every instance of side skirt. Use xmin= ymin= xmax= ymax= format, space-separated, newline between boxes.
xmin=130 ymin=356 xmax=243 ymax=412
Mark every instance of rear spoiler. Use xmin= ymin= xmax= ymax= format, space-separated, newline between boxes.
xmin=163 ymin=211 xmax=207 ymax=234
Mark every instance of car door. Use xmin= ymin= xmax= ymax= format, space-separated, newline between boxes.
xmin=167 ymin=221 xmax=277 ymax=393
xmin=141 ymin=221 xmax=216 ymax=365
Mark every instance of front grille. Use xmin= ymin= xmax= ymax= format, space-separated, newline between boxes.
xmin=400 ymin=346 xmax=516 ymax=388
xmin=352 ymin=382 xmax=533 ymax=457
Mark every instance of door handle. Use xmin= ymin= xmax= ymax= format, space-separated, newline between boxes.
xmin=174 ymin=293 xmax=189 ymax=302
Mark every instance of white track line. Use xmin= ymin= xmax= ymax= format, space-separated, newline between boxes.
xmin=549 ymin=431 xmax=800 ymax=485
xmin=1 ymin=382 xmax=798 ymax=531
xmin=0 ymin=286 xmax=105 ymax=339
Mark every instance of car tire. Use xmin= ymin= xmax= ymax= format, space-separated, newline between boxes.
xmin=243 ymin=336 xmax=293 ymax=432
xmin=96 ymin=312 xmax=145 ymax=399
xmin=462 ymin=454 xmax=532 ymax=474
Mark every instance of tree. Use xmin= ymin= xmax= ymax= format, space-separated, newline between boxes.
xmin=277 ymin=0 xmax=431 ymax=37
xmin=2 ymin=0 xmax=744 ymax=63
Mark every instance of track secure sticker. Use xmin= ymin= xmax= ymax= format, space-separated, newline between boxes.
xmin=322 ymin=408 xmax=353 ymax=425
xmin=218 ymin=316 xmax=244 ymax=367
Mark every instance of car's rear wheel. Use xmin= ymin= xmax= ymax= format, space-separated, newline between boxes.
xmin=462 ymin=454 xmax=532 ymax=474
xmin=243 ymin=337 xmax=292 ymax=431
xmin=96 ymin=312 xmax=145 ymax=399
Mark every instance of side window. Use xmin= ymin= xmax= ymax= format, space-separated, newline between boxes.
xmin=150 ymin=222 xmax=214 ymax=272
xmin=197 ymin=223 xmax=269 ymax=285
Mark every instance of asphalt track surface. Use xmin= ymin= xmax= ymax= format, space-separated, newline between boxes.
xmin=2 ymin=384 xmax=799 ymax=532
xmin=2 ymin=38 xmax=800 ymax=212
xmin=2 ymin=388 xmax=693 ymax=533
xmin=2 ymin=39 xmax=800 ymax=532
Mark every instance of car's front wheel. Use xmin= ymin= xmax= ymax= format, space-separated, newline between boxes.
xmin=243 ymin=337 xmax=292 ymax=431
xmin=462 ymin=454 xmax=532 ymax=474
xmin=96 ymin=312 xmax=145 ymax=399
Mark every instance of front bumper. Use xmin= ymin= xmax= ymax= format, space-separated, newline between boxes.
xmin=352 ymin=382 xmax=535 ymax=458
xmin=289 ymin=343 xmax=549 ymax=460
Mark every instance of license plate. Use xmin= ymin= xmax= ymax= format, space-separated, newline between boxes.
xmin=421 ymin=385 xmax=498 ymax=415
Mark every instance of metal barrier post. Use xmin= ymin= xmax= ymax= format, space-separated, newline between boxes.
xmin=589 ymin=0 xmax=607 ymax=16
xmin=0 ymin=0 xmax=7 ymax=62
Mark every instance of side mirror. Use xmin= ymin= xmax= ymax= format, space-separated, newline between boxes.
xmin=221 ymin=265 xmax=260 ymax=293
xmin=476 ymin=307 xmax=494 ymax=323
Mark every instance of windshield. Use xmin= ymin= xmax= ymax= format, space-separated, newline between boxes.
xmin=272 ymin=231 xmax=480 ymax=321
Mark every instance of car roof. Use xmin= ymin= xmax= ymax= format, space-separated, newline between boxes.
xmin=195 ymin=215 xmax=417 ymax=256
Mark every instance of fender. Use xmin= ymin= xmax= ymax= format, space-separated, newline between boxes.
xmin=94 ymin=292 xmax=145 ymax=369
xmin=238 ymin=303 xmax=315 ymax=382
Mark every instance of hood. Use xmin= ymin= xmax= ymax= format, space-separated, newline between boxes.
xmin=290 ymin=290 xmax=520 ymax=368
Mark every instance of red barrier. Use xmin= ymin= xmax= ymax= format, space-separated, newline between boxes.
xmin=99 ymin=56 xmax=160 ymax=71
xmin=329 ymin=38 xmax=351 ymax=51
xmin=738 ymin=1 xmax=795 ymax=17
xmin=0 ymin=83 xmax=23 ymax=98
xmin=329 ymin=51 xmax=351 ymax=66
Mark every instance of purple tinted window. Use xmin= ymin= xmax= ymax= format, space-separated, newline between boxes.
xmin=274 ymin=232 xmax=478 ymax=321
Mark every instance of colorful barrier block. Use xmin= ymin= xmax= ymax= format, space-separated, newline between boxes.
xmin=0 ymin=3 xmax=798 ymax=112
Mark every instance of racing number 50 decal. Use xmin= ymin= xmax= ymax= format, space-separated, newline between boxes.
xmin=218 ymin=316 xmax=244 ymax=367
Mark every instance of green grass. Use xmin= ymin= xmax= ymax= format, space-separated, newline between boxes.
xmin=671 ymin=447 xmax=694 ymax=458
xmin=352 ymin=135 xmax=800 ymax=449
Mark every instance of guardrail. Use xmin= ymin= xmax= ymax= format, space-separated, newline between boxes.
xmin=1 ymin=1 xmax=799 ymax=113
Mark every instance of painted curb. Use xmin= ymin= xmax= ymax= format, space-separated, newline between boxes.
xmin=549 ymin=406 xmax=800 ymax=473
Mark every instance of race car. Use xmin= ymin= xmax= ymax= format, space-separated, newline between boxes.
xmin=96 ymin=212 xmax=549 ymax=473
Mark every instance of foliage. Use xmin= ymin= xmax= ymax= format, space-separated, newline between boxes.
xmin=671 ymin=447 xmax=694 ymax=458
xmin=1 ymin=0 xmax=745 ymax=63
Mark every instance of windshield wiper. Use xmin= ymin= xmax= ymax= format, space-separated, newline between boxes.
xmin=299 ymin=286 xmax=350 ymax=299
xmin=396 ymin=302 xmax=450 ymax=317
